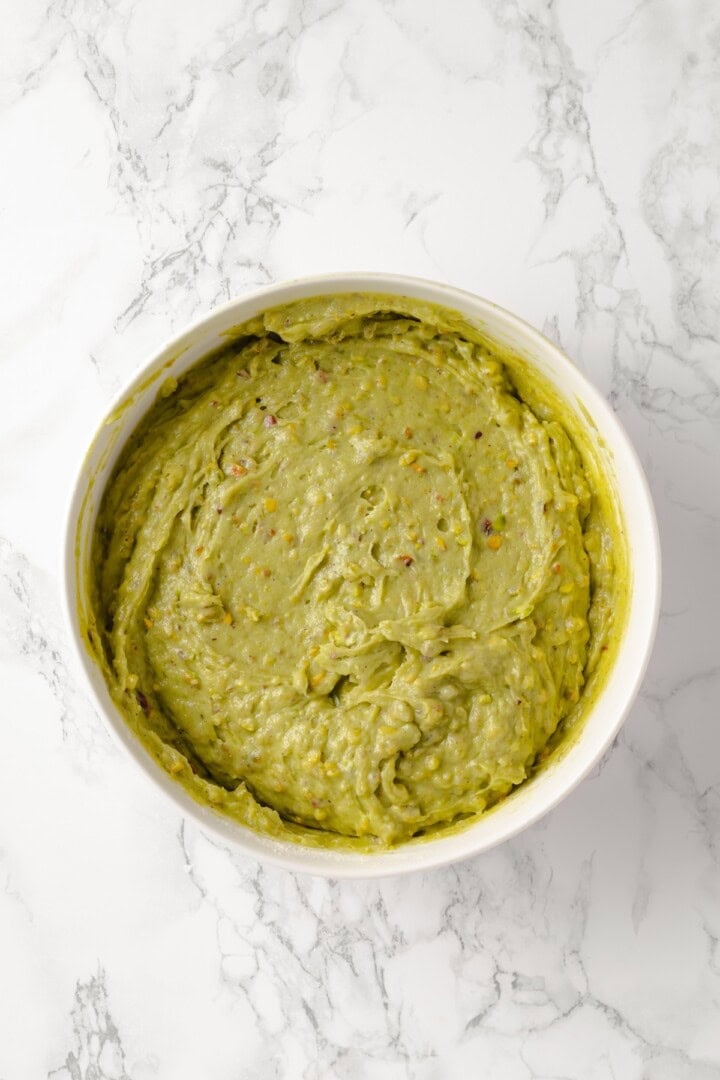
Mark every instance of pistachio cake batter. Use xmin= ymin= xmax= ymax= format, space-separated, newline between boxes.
xmin=86 ymin=294 xmax=623 ymax=848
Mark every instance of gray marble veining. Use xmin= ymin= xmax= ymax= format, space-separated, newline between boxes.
xmin=1 ymin=0 xmax=718 ymax=1076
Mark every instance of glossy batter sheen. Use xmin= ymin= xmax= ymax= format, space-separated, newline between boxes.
xmin=87 ymin=294 xmax=622 ymax=848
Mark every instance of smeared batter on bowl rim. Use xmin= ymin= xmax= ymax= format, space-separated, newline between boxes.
xmin=85 ymin=294 xmax=626 ymax=849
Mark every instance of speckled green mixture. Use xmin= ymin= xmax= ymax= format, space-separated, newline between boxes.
xmin=86 ymin=294 xmax=624 ymax=849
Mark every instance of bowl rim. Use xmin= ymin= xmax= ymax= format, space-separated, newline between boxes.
xmin=62 ymin=271 xmax=661 ymax=878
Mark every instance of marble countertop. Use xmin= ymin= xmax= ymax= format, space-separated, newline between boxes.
xmin=2 ymin=1 xmax=719 ymax=1076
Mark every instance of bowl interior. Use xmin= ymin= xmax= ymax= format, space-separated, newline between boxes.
xmin=65 ymin=274 xmax=660 ymax=877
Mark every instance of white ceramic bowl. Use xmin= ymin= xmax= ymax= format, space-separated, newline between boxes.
xmin=64 ymin=273 xmax=660 ymax=878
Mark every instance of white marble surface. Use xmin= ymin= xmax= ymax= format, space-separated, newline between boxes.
xmin=1 ymin=0 xmax=719 ymax=1076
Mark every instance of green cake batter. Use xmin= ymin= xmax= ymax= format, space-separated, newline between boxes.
xmin=85 ymin=293 xmax=625 ymax=849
